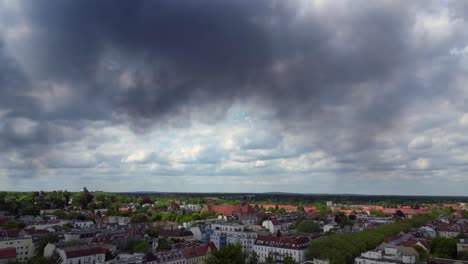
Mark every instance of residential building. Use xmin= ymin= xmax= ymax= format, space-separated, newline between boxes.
xmin=355 ymin=247 xmax=417 ymax=264
xmin=261 ymin=214 xmax=307 ymax=235
xmin=63 ymin=230 xmax=99 ymax=242
xmin=44 ymin=243 xmax=108 ymax=264
xmin=0 ymin=236 xmax=34 ymax=262
xmin=457 ymin=239 xmax=468 ymax=255
xmin=143 ymin=249 xmax=186 ymax=264
xmin=0 ymin=248 xmax=16 ymax=264
xmin=104 ymin=216 xmax=131 ymax=225
xmin=180 ymin=204 xmax=202 ymax=212
xmin=159 ymin=230 xmax=194 ymax=241
xmin=253 ymin=236 xmax=310 ymax=263
xmin=183 ymin=242 xmax=216 ymax=264
xmin=74 ymin=221 xmax=94 ymax=230
xmin=209 ymin=223 xmax=257 ymax=254
xmin=202 ymin=204 xmax=255 ymax=217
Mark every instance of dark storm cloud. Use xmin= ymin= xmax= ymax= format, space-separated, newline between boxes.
xmin=0 ymin=0 xmax=466 ymax=175
xmin=4 ymin=0 xmax=421 ymax=126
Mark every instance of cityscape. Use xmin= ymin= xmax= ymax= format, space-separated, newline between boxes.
xmin=1 ymin=0 xmax=468 ymax=263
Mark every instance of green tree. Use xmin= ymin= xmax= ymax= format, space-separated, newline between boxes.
xmin=133 ymin=241 xmax=151 ymax=253
xmin=2 ymin=220 xmax=26 ymax=229
xmin=370 ymin=210 xmax=385 ymax=217
xmin=249 ymin=251 xmax=259 ymax=264
xmin=53 ymin=210 xmax=68 ymax=219
xmin=130 ymin=213 xmax=150 ymax=223
xmin=72 ymin=193 xmax=88 ymax=208
xmin=306 ymin=214 xmax=436 ymax=264
xmin=157 ymin=238 xmax=172 ymax=251
xmin=105 ymin=250 xmax=117 ymax=261
xmin=297 ymin=219 xmax=321 ymax=234
xmin=36 ymin=234 xmax=60 ymax=256
xmin=413 ymin=245 xmax=429 ymax=262
xmin=48 ymin=249 xmax=63 ymax=264
xmin=430 ymin=237 xmax=457 ymax=259
xmin=144 ymin=227 xmax=159 ymax=238
xmin=284 ymin=254 xmax=297 ymax=264
xmin=206 ymin=243 xmax=246 ymax=264
xmin=278 ymin=208 xmax=287 ymax=214
xmin=458 ymin=251 xmax=468 ymax=261
xmin=265 ymin=255 xmax=274 ymax=264
xmin=462 ymin=210 xmax=468 ymax=219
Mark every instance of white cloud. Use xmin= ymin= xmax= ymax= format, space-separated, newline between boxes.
xmin=459 ymin=113 xmax=468 ymax=127
xmin=408 ymin=136 xmax=433 ymax=150
xmin=122 ymin=151 xmax=146 ymax=163
xmin=411 ymin=158 xmax=431 ymax=170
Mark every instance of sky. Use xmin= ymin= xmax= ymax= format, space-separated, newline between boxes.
xmin=0 ymin=0 xmax=468 ymax=195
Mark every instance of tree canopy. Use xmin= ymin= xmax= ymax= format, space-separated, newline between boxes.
xmin=206 ymin=243 xmax=246 ymax=264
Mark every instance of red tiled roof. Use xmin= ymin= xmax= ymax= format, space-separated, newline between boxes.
xmin=0 ymin=229 xmax=22 ymax=238
xmin=397 ymin=239 xmax=429 ymax=249
xmin=183 ymin=242 xmax=216 ymax=258
xmin=202 ymin=203 xmax=254 ymax=215
xmin=65 ymin=247 xmax=108 ymax=258
xmin=0 ymin=248 xmax=16 ymax=259
xmin=255 ymin=236 xmax=310 ymax=250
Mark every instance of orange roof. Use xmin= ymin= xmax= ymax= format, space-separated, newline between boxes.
xmin=202 ymin=204 xmax=254 ymax=215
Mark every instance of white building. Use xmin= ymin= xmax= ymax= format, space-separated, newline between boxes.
xmin=63 ymin=230 xmax=98 ymax=242
xmin=180 ymin=204 xmax=202 ymax=212
xmin=436 ymin=226 xmax=461 ymax=238
xmin=419 ymin=226 xmax=437 ymax=239
xmin=105 ymin=216 xmax=131 ymax=225
xmin=0 ymin=237 xmax=34 ymax=262
xmin=355 ymin=247 xmax=417 ymax=264
xmin=74 ymin=220 xmax=94 ymax=230
xmin=458 ymin=239 xmax=468 ymax=255
xmin=44 ymin=243 xmax=107 ymax=264
xmin=189 ymin=227 xmax=204 ymax=241
xmin=209 ymin=223 xmax=257 ymax=254
xmin=253 ymin=236 xmax=310 ymax=263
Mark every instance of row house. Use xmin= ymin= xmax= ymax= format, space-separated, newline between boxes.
xmin=44 ymin=243 xmax=109 ymax=264
xmin=262 ymin=214 xmax=307 ymax=235
xmin=253 ymin=236 xmax=310 ymax=263
xmin=144 ymin=250 xmax=185 ymax=264
xmin=0 ymin=232 xmax=34 ymax=263
xmin=183 ymin=242 xmax=216 ymax=264
xmin=139 ymin=242 xmax=216 ymax=264
xmin=63 ymin=230 xmax=99 ymax=242
xmin=74 ymin=220 xmax=95 ymax=230
xmin=355 ymin=247 xmax=418 ymax=264
xmin=104 ymin=216 xmax=131 ymax=226
xmin=151 ymin=221 xmax=178 ymax=231
xmin=159 ymin=230 xmax=194 ymax=241
xmin=180 ymin=204 xmax=202 ymax=212
xmin=379 ymin=233 xmax=430 ymax=252
xmin=458 ymin=239 xmax=468 ymax=255
xmin=0 ymin=248 xmax=16 ymax=264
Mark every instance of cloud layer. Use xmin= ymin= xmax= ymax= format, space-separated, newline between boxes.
xmin=0 ymin=0 xmax=468 ymax=194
